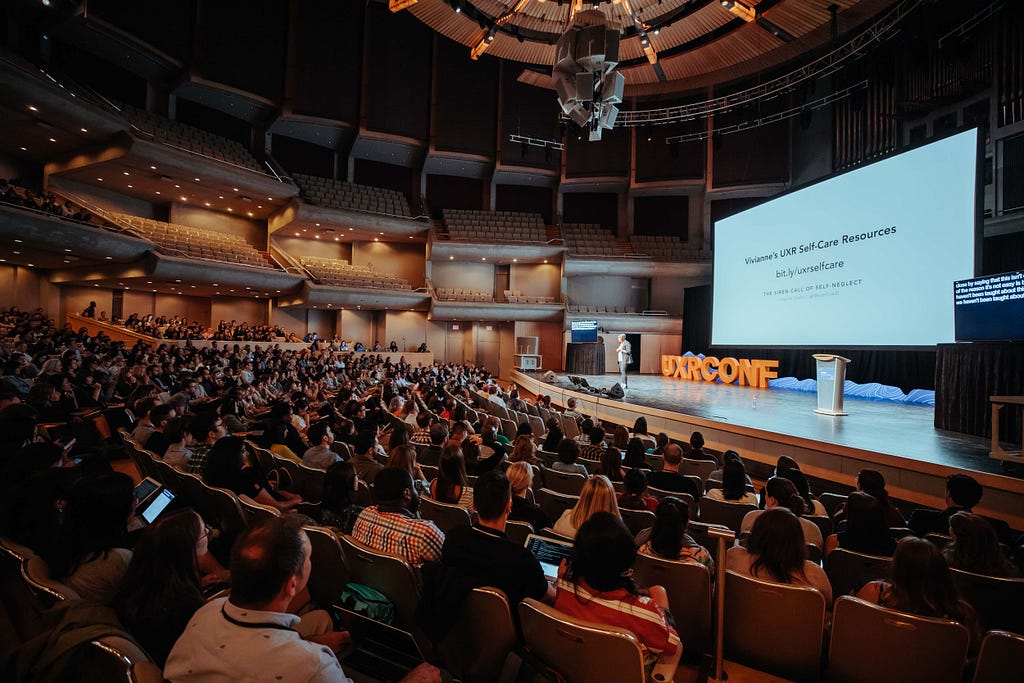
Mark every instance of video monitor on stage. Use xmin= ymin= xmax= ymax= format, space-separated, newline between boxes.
xmin=571 ymin=319 xmax=599 ymax=343
xmin=954 ymin=270 xmax=1024 ymax=342
xmin=712 ymin=128 xmax=979 ymax=348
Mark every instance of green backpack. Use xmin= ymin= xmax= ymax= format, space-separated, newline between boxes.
xmin=338 ymin=582 xmax=396 ymax=625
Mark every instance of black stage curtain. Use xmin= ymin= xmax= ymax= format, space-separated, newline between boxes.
xmin=681 ymin=284 xmax=936 ymax=392
xmin=935 ymin=342 xmax=1024 ymax=439
xmin=565 ymin=341 xmax=605 ymax=375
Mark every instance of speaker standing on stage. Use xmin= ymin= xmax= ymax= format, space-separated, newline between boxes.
xmin=616 ymin=334 xmax=632 ymax=389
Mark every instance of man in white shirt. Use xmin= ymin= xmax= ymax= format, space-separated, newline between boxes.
xmin=615 ymin=334 xmax=632 ymax=389
xmin=165 ymin=516 xmax=440 ymax=683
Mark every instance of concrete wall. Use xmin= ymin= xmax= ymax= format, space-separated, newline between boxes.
xmin=352 ymin=241 xmax=426 ymax=287
xmin=212 ymin=296 xmax=267 ymax=325
xmin=650 ymin=277 xmax=684 ymax=315
xmin=48 ymin=177 xmax=158 ymax=219
xmin=510 ymin=263 xmax=560 ymax=298
xmin=566 ymin=275 xmax=632 ymax=308
xmin=273 ymin=236 xmax=350 ymax=260
xmin=430 ymin=261 xmax=494 ymax=291
xmin=170 ymin=203 xmax=266 ymax=249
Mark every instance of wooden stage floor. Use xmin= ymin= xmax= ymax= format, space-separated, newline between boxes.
xmin=563 ymin=372 xmax=1015 ymax=478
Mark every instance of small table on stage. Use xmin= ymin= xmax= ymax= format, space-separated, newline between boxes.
xmin=515 ymin=354 xmax=543 ymax=370
xmin=989 ymin=396 xmax=1024 ymax=463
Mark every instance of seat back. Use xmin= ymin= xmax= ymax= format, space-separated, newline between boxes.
xmin=237 ymin=494 xmax=281 ymax=525
xmin=176 ymin=473 xmax=249 ymax=548
xmin=817 ymin=492 xmax=847 ymax=518
xmin=972 ymin=630 xmax=1024 ymax=683
xmin=535 ymin=488 xmax=579 ymax=522
xmin=698 ymin=498 xmax=756 ymax=534
xmin=518 ymin=598 xmax=647 ymax=683
xmin=150 ymin=457 xmax=182 ymax=491
xmin=805 ymin=515 xmax=833 ymax=540
xmin=826 ymin=596 xmax=969 ymax=683
xmin=0 ymin=539 xmax=66 ymax=648
xmin=950 ymin=569 xmax=1024 ymax=635
xmin=528 ymin=415 xmax=546 ymax=438
xmin=500 ymin=418 xmax=517 ymax=441
xmin=438 ymin=587 xmax=517 ymax=683
xmin=824 ymin=548 xmax=892 ymax=597
xmin=633 ymin=554 xmax=712 ymax=655
xmin=419 ymin=496 xmax=473 ymax=536
xmin=560 ymin=414 xmax=580 ymax=440
xmin=619 ymin=508 xmax=655 ymax=535
xmin=504 ymin=520 xmax=533 ymax=546
xmin=272 ymin=455 xmax=325 ymax=502
xmin=544 ymin=470 xmax=587 ymax=496
xmin=723 ymin=570 xmax=826 ymax=682
xmin=338 ymin=534 xmax=421 ymax=630
xmin=419 ymin=464 xmax=439 ymax=482
xmin=680 ymin=459 xmax=716 ymax=484
xmin=304 ymin=526 xmax=351 ymax=607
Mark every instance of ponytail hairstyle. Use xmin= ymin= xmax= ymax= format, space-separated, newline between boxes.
xmin=765 ymin=476 xmax=806 ymax=516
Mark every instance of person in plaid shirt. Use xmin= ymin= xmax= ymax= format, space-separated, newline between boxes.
xmin=352 ymin=467 xmax=444 ymax=566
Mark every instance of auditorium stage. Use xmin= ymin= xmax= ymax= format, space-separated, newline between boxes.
xmin=511 ymin=371 xmax=1024 ymax=530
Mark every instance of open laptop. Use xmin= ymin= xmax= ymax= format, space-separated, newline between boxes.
xmin=333 ymin=606 xmax=426 ymax=683
xmin=524 ymin=533 xmax=574 ymax=582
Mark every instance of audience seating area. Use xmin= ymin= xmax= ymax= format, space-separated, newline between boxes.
xmin=434 ymin=287 xmax=493 ymax=302
xmin=562 ymin=223 xmax=636 ymax=257
xmin=568 ymin=304 xmax=640 ymax=314
xmin=503 ymin=290 xmax=558 ymax=304
xmin=443 ymin=209 xmax=548 ymax=243
xmin=299 ymin=254 xmax=412 ymax=290
xmin=109 ymin=212 xmax=276 ymax=268
xmin=293 ymin=173 xmax=411 ymax=217
xmin=629 ymin=234 xmax=709 ymax=261
xmin=120 ymin=105 xmax=264 ymax=173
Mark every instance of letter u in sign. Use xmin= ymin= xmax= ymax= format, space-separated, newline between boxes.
xmin=661 ymin=355 xmax=678 ymax=377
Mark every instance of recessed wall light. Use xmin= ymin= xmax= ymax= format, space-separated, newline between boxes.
xmin=28 ymin=105 xmax=38 ymax=112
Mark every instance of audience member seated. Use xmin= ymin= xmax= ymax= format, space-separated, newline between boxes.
xmin=708 ymin=450 xmax=753 ymax=486
xmin=652 ymin=432 xmax=670 ymax=456
xmin=165 ymin=516 xmax=440 ymax=683
xmin=510 ymin=434 xmax=540 ymax=466
xmin=430 ymin=444 xmax=474 ymax=509
xmin=186 ymin=414 xmax=228 ymax=476
xmin=727 ymin=508 xmax=833 ymax=607
xmin=0 ymin=178 xmax=95 ymax=222
xmin=143 ymin=403 xmax=177 ymax=456
xmin=204 ymin=436 xmax=302 ymax=512
xmin=352 ymin=467 xmax=445 ymax=566
xmin=303 ymin=420 xmax=342 ymax=470
xmin=834 ymin=468 xmax=906 ymax=528
xmin=647 ymin=444 xmax=701 ymax=499
xmin=552 ymin=438 xmax=589 ymax=477
xmin=58 ymin=472 xmax=136 ymax=604
xmin=908 ymin=474 xmax=1010 ymax=542
xmin=553 ymin=475 xmax=621 ymax=539
xmin=349 ymin=429 xmax=384 ymax=485
xmin=617 ymin=469 xmax=659 ymax=512
xmin=686 ymin=431 xmax=719 ymax=466
xmin=855 ymin=537 xmax=981 ymax=652
xmin=541 ymin=420 xmax=563 ymax=452
xmin=623 ymin=437 xmax=653 ymax=470
xmin=162 ymin=417 xmax=194 ymax=470
xmin=581 ymin=427 xmax=606 ymax=461
xmin=942 ymin=511 xmax=1019 ymax=577
xmin=824 ymin=491 xmax=896 ymax=558
xmin=777 ymin=467 xmax=827 ymax=517
xmin=111 ymin=508 xmax=215 ymax=666
xmin=741 ymin=477 xmax=824 ymax=550
xmin=704 ymin=458 xmax=758 ymax=506
xmin=473 ymin=417 xmax=508 ymax=474
xmin=321 ymin=461 xmax=365 ymax=534
xmin=506 ymin=461 xmax=550 ymax=532
xmin=432 ymin=470 xmax=555 ymax=631
xmin=418 ymin=422 xmax=448 ymax=466
xmin=554 ymin=512 xmax=682 ymax=674
xmin=635 ymin=497 xmax=714 ymax=573
xmin=387 ymin=443 xmax=429 ymax=494
xmin=630 ymin=417 xmax=656 ymax=449
xmin=596 ymin=445 xmax=625 ymax=482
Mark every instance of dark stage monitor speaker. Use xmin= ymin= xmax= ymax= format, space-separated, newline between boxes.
xmin=606 ymin=383 xmax=624 ymax=399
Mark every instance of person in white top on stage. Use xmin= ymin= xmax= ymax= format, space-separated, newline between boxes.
xmin=615 ymin=334 xmax=632 ymax=389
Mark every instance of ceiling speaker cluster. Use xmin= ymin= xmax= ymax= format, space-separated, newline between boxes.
xmin=554 ymin=10 xmax=624 ymax=141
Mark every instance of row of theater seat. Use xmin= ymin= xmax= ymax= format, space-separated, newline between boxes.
xmin=443 ymin=208 xmax=548 ymax=244
xmin=629 ymin=234 xmax=710 ymax=261
xmin=109 ymin=212 xmax=274 ymax=269
xmin=120 ymin=105 xmax=264 ymax=173
xmin=293 ymin=173 xmax=411 ymax=217
xmin=562 ymin=222 xmax=637 ymax=257
xmin=300 ymin=255 xmax=413 ymax=290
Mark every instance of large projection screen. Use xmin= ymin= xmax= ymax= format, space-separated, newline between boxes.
xmin=712 ymin=128 xmax=978 ymax=348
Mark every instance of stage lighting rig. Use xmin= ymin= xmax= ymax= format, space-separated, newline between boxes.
xmin=553 ymin=9 xmax=624 ymax=141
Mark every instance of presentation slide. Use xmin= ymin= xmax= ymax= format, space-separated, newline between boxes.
xmin=954 ymin=271 xmax=1024 ymax=342
xmin=712 ymin=128 xmax=977 ymax=347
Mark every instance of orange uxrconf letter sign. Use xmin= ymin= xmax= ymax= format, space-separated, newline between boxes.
xmin=661 ymin=355 xmax=778 ymax=389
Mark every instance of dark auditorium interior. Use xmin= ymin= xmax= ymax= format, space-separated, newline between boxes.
xmin=1 ymin=0 xmax=1023 ymax=681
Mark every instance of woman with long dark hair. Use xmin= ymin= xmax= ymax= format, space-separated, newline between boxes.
xmin=322 ymin=461 xmax=364 ymax=534
xmin=204 ymin=436 xmax=301 ymax=512
xmin=636 ymin=497 xmax=714 ymax=572
xmin=555 ymin=512 xmax=681 ymax=673
xmin=112 ymin=508 xmax=210 ymax=665
xmin=430 ymin=443 xmax=473 ymax=508
xmin=596 ymin=445 xmax=625 ymax=482
xmin=541 ymin=419 xmax=563 ymax=452
xmin=834 ymin=469 xmax=906 ymax=528
xmin=622 ymin=437 xmax=652 ymax=470
xmin=740 ymin=476 xmax=823 ymax=549
xmin=824 ymin=491 xmax=896 ymax=557
xmin=857 ymin=537 xmax=980 ymax=650
xmin=943 ymin=512 xmax=1019 ymax=577
xmin=705 ymin=457 xmax=758 ymax=505
xmin=727 ymin=508 xmax=832 ymax=606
